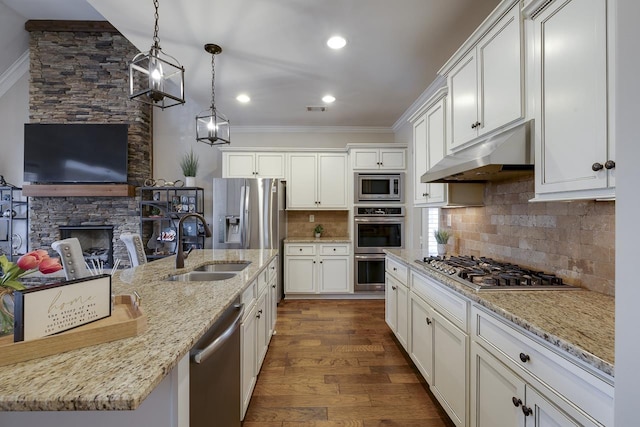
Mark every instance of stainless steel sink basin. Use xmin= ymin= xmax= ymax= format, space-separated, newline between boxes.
xmin=194 ymin=261 xmax=251 ymax=272
xmin=166 ymin=271 xmax=237 ymax=282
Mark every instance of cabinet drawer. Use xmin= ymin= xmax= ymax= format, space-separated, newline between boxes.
xmin=386 ymin=257 xmax=408 ymax=284
xmin=319 ymin=244 xmax=350 ymax=256
xmin=411 ymin=270 xmax=468 ymax=332
xmin=472 ymin=305 xmax=613 ymax=426
xmin=267 ymin=257 xmax=278 ymax=281
xmin=286 ymin=244 xmax=316 ymax=256
xmin=241 ymin=279 xmax=257 ymax=313
xmin=257 ymin=267 xmax=269 ymax=295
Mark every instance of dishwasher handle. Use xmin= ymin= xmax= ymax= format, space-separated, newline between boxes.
xmin=192 ymin=303 xmax=245 ymax=364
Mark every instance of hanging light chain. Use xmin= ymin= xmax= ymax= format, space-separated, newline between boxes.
xmin=152 ymin=0 xmax=161 ymax=49
xmin=210 ymin=52 xmax=216 ymax=110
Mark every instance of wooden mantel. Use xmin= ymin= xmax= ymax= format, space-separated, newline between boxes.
xmin=22 ymin=184 xmax=136 ymax=197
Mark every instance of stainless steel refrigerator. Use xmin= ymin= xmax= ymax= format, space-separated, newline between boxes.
xmin=212 ymin=178 xmax=286 ymax=299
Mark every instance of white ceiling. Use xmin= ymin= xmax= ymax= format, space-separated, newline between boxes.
xmin=1 ymin=0 xmax=501 ymax=128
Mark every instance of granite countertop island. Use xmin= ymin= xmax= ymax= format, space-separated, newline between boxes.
xmin=385 ymin=249 xmax=615 ymax=379
xmin=0 ymin=249 xmax=278 ymax=412
xmin=284 ymin=236 xmax=351 ymax=243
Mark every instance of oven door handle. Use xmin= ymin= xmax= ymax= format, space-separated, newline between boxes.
xmin=354 ymin=254 xmax=387 ymax=260
xmin=354 ymin=217 xmax=404 ymax=223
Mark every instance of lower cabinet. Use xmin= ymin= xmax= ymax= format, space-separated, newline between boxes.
xmin=284 ymin=243 xmax=351 ymax=295
xmin=240 ymin=258 xmax=278 ymax=420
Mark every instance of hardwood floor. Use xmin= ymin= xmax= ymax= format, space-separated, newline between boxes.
xmin=242 ymin=299 xmax=455 ymax=427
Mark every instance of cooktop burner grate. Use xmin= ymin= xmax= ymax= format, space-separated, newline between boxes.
xmin=415 ymin=255 xmax=580 ymax=291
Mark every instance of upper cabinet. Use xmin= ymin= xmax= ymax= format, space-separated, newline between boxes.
xmin=222 ymin=150 xmax=285 ymax=179
xmin=441 ymin=1 xmax=524 ymax=151
xmin=350 ymin=146 xmax=406 ymax=170
xmin=286 ymin=152 xmax=348 ymax=210
xmin=525 ymin=0 xmax=615 ymax=201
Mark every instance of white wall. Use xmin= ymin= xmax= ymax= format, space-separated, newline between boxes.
xmin=0 ymin=71 xmax=29 ymax=185
xmin=0 ymin=3 xmax=28 ymax=75
xmin=614 ymin=0 xmax=640 ymax=423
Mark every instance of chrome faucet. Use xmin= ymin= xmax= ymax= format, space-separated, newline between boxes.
xmin=176 ymin=213 xmax=212 ymax=269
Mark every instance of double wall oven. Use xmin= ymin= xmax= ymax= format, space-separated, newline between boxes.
xmin=354 ymin=206 xmax=404 ymax=292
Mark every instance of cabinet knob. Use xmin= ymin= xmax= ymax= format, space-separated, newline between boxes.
xmin=471 ymin=123 xmax=476 ymax=129
xmin=422 ymin=193 xmax=429 ymax=197
xmin=272 ymin=284 xmax=276 ymax=288
xmin=256 ymin=313 xmax=261 ymax=319
xmin=320 ymin=261 xmax=323 ymax=264
xmin=392 ymin=285 xmax=397 ymax=291
xmin=512 ymin=397 xmax=522 ymax=407
xmin=299 ymin=248 xmax=303 ymax=251
xmin=333 ymin=248 xmax=336 ymax=251
xmin=522 ymin=406 xmax=533 ymax=416
xmin=425 ymin=317 xmax=432 ymax=325
xmin=519 ymin=352 xmax=530 ymax=363
xmin=592 ymin=162 xmax=604 ymax=171
xmin=393 ymin=267 xmax=397 ymax=271
xmin=313 ymin=260 xmax=316 ymax=264
xmin=605 ymin=160 xmax=616 ymax=170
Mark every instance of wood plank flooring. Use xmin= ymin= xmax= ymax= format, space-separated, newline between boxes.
xmin=242 ymin=299 xmax=455 ymax=427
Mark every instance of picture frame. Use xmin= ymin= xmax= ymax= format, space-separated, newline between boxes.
xmin=13 ymin=274 xmax=112 ymax=342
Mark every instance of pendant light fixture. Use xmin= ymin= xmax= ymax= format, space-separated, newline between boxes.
xmin=196 ymin=44 xmax=230 ymax=146
xmin=129 ymin=0 xmax=185 ymax=109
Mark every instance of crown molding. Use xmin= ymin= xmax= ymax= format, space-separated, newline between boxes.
xmin=391 ymin=74 xmax=447 ymax=131
xmin=0 ymin=50 xmax=29 ymax=99
xmin=232 ymin=125 xmax=393 ymax=134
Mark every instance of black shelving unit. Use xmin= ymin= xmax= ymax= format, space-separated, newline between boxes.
xmin=139 ymin=186 xmax=206 ymax=261
xmin=0 ymin=186 xmax=28 ymax=261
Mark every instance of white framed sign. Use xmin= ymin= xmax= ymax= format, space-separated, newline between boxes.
xmin=13 ymin=274 xmax=112 ymax=342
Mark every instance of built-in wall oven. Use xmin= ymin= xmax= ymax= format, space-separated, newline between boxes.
xmin=354 ymin=206 xmax=404 ymax=292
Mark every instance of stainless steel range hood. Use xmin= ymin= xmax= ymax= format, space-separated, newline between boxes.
xmin=421 ymin=120 xmax=534 ymax=183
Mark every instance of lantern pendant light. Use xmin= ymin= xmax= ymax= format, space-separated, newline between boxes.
xmin=129 ymin=0 xmax=185 ymax=109
xmin=196 ymin=44 xmax=230 ymax=146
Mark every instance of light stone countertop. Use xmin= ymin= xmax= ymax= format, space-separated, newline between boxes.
xmin=284 ymin=236 xmax=352 ymax=243
xmin=0 ymin=249 xmax=278 ymax=411
xmin=385 ymin=249 xmax=615 ymax=378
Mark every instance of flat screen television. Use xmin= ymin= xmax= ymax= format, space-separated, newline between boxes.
xmin=24 ymin=123 xmax=129 ymax=184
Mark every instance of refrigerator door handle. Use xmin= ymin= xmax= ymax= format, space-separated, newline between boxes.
xmin=239 ymin=185 xmax=246 ymax=248
xmin=242 ymin=185 xmax=251 ymax=249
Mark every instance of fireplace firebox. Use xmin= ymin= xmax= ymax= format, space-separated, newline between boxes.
xmin=59 ymin=225 xmax=114 ymax=268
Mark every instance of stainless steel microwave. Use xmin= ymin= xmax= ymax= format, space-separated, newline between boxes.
xmin=355 ymin=173 xmax=404 ymax=203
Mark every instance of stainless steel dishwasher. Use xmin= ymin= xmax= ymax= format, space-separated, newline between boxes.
xmin=190 ymin=299 xmax=244 ymax=427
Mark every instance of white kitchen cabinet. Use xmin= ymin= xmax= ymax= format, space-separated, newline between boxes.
xmin=409 ymin=292 xmax=434 ymax=385
xmin=350 ymin=147 xmax=406 ymax=170
xmin=286 ymin=152 xmax=348 ymax=209
xmin=525 ymin=0 xmax=615 ymax=201
xmin=267 ymin=256 xmax=278 ymax=337
xmin=240 ymin=297 xmax=257 ymax=420
xmin=284 ymin=243 xmax=351 ymax=294
xmin=222 ymin=151 xmax=285 ymax=178
xmin=471 ymin=305 xmax=613 ymax=427
xmin=444 ymin=1 xmax=524 ymax=151
xmin=384 ymin=257 xmax=409 ymax=350
xmin=256 ymin=287 xmax=269 ymax=368
xmin=411 ymin=89 xmax=447 ymax=206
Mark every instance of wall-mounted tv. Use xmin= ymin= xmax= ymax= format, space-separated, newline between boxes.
xmin=24 ymin=123 xmax=129 ymax=184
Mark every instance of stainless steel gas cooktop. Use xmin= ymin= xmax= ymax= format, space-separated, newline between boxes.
xmin=414 ymin=255 xmax=581 ymax=292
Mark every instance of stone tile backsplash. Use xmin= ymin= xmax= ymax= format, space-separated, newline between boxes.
xmin=287 ymin=211 xmax=349 ymax=238
xmin=442 ymin=177 xmax=615 ymax=295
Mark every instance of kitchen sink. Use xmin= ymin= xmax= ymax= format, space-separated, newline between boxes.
xmin=166 ymin=271 xmax=238 ymax=282
xmin=194 ymin=261 xmax=251 ymax=272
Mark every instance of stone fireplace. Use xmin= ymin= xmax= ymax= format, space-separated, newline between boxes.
xmin=59 ymin=225 xmax=114 ymax=268
xmin=26 ymin=21 xmax=151 ymax=267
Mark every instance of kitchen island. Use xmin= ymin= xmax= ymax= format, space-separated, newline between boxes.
xmin=0 ymin=249 xmax=277 ymax=423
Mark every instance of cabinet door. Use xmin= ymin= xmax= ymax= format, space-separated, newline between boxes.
xmin=224 ymin=152 xmax=255 ymax=178
xmin=432 ymin=309 xmax=468 ymax=427
xmin=319 ymin=256 xmax=350 ymax=293
xmin=448 ymin=51 xmax=478 ymax=150
xmin=241 ymin=304 xmax=258 ymax=419
xmin=287 ymin=153 xmax=318 ymax=209
xmin=413 ymin=112 xmax=429 ymax=205
xmin=379 ymin=148 xmax=406 ymax=170
xmin=268 ymin=269 xmax=278 ymax=337
xmin=351 ymin=148 xmax=380 ymax=169
xmin=256 ymin=290 xmax=269 ymax=369
xmin=385 ymin=273 xmax=399 ymax=332
xmin=284 ymin=256 xmax=316 ymax=293
xmin=396 ymin=282 xmax=409 ymax=350
xmin=425 ymin=98 xmax=447 ymax=204
xmin=410 ymin=294 xmax=434 ymax=385
xmin=478 ymin=3 xmax=523 ymax=136
xmin=524 ymin=387 xmax=586 ymax=427
xmin=317 ymin=153 xmax=347 ymax=208
xmin=256 ymin=153 xmax=285 ymax=178
xmin=470 ymin=343 xmax=525 ymax=427
xmin=532 ymin=0 xmax=609 ymax=195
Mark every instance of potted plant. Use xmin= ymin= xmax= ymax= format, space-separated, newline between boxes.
xmin=180 ymin=148 xmax=199 ymax=187
xmin=434 ymin=229 xmax=451 ymax=256
xmin=314 ymin=224 xmax=324 ymax=238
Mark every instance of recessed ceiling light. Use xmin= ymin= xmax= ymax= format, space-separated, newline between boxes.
xmin=322 ymin=95 xmax=336 ymax=103
xmin=327 ymin=36 xmax=347 ymax=50
xmin=236 ymin=94 xmax=251 ymax=103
